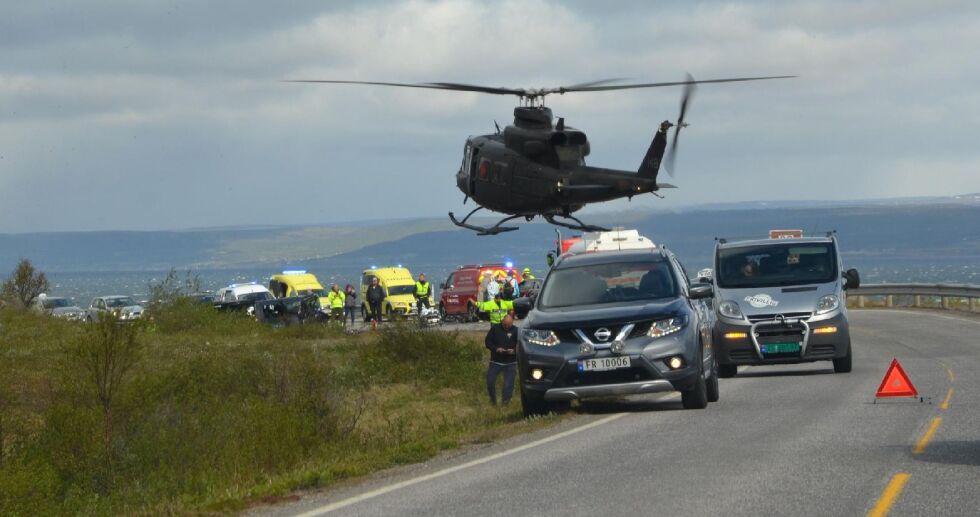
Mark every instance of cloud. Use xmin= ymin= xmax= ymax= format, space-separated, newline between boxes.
xmin=1 ymin=0 xmax=980 ymax=232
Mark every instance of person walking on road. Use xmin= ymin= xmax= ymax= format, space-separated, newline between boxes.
xmin=366 ymin=276 xmax=385 ymax=324
xmin=326 ymin=283 xmax=345 ymax=323
xmin=415 ymin=273 xmax=432 ymax=310
xmin=485 ymin=314 xmax=518 ymax=405
xmin=343 ymin=284 xmax=357 ymax=326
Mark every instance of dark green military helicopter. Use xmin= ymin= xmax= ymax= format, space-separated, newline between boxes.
xmin=288 ymin=75 xmax=792 ymax=234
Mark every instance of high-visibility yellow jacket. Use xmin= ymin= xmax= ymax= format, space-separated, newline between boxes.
xmin=326 ymin=290 xmax=345 ymax=309
xmin=480 ymin=299 xmax=514 ymax=324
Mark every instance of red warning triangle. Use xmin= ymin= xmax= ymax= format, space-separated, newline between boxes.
xmin=876 ymin=358 xmax=919 ymax=398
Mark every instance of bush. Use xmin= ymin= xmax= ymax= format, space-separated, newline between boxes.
xmin=0 ymin=258 xmax=49 ymax=308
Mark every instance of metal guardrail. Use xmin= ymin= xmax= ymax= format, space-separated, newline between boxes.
xmin=848 ymin=283 xmax=980 ymax=311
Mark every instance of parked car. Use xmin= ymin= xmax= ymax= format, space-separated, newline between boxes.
xmin=518 ymin=247 xmax=717 ymax=416
xmin=34 ymin=294 xmax=86 ymax=320
xmin=254 ymin=295 xmax=324 ymax=327
xmin=268 ymin=271 xmax=329 ymax=310
xmin=87 ymin=295 xmax=144 ymax=322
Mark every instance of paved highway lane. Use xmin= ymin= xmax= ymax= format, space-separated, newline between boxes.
xmin=253 ymin=310 xmax=979 ymax=517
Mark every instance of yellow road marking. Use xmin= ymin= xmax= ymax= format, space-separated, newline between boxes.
xmin=946 ymin=367 xmax=955 ymax=383
xmin=940 ymin=388 xmax=953 ymax=410
xmin=868 ymin=473 xmax=911 ymax=517
xmin=912 ymin=417 xmax=942 ymax=455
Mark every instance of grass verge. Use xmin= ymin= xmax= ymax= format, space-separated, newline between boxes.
xmin=0 ymin=302 xmax=559 ymax=515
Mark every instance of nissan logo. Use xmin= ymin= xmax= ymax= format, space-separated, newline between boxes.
xmin=594 ymin=328 xmax=612 ymax=342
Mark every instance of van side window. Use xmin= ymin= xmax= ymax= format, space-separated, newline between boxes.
xmin=445 ymin=273 xmax=455 ymax=289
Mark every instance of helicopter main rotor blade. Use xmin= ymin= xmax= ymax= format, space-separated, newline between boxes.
xmin=665 ymin=73 xmax=697 ymax=178
xmin=283 ymin=79 xmax=526 ymax=97
xmin=285 ymin=75 xmax=794 ymax=100
xmin=560 ymin=75 xmax=795 ymax=93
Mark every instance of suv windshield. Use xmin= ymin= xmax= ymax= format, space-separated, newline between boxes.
xmin=717 ymin=242 xmax=837 ymax=288
xmin=539 ymin=260 xmax=677 ymax=309
xmin=106 ymin=297 xmax=136 ymax=307
xmin=387 ymin=284 xmax=416 ymax=296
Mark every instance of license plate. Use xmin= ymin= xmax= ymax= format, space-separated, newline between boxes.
xmin=761 ymin=342 xmax=801 ymax=354
xmin=578 ymin=356 xmax=631 ymax=372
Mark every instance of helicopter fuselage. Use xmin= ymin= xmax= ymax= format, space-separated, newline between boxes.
xmin=456 ymin=132 xmax=662 ymax=216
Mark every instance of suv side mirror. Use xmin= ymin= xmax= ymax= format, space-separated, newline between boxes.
xmin=843 ymin=269 xmax=861 ymax=290
xmin=689 ymin=284 xmax=714 ymax=300
xmin=546 ymin=252 xmax=555 ymax=267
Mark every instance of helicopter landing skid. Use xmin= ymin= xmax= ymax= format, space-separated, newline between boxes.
xmin=544 ymin=214 xmax=609 ymax=233
xmin=448 ymin=208 xmax=521 ymax=236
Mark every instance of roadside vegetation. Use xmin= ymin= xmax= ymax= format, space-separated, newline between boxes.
xmin=0 ymin=295 xmax=554 ymax=515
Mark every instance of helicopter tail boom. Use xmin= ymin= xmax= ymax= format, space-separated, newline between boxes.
xmin=637 ymin=120 xmax=672 ymax=181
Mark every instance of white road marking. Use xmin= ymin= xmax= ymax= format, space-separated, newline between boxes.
xmin=292 ymin=411 xmax=634 ymax=516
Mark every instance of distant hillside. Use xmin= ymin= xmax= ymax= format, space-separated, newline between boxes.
xmin=1 ymin=195 xmax=978 ymax=274
xmin=307 ymin=203 xmax=980 ymax=277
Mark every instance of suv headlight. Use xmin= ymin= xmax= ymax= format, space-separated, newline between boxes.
xmin=522 ymin=329 xmax=560 ymax=347
xmin=815 ymin=295 xmax=840 ymax=315
xmin=718 ymin=300 xmax=743 ymax=319
xmin=648 ymin=316 xmax=686 ymax=338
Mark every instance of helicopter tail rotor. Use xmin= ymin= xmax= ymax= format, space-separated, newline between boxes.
xmin=664 ymin=73 xmax=696 ymax=177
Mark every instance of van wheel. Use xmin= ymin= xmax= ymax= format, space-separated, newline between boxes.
xmin=438 ymin=304 xmax=447 ymax=321
xmin=718 ymin=364 xmax=738 ymax=378
xmin=467 ymin=302 xmax=479 ymax=322
xmin=833 ymin=341 xmax=853 ymax=373
xmin=706 ymin=360 xmax=720 ymax=403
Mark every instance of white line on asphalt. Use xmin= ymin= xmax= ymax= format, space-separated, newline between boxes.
xmin=292 ymin=411 xmax=630 ymax=516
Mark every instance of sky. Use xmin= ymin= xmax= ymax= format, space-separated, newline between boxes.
xmin=2 ymin=0 xmax=980 ymax=233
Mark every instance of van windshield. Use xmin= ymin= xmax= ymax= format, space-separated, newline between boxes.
xmin=717 ymin=242 xmax=837 ymax=288
xmin=387 ymin=284 xmax=416 ymax=296
xmin=539 ymin=260 xmax=677 ymax=309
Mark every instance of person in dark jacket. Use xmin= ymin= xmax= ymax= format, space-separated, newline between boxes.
xmin=343 ymin=284 xmax=358 ymax=326
xmin=485 ymin=314 xmax=518 ymax=405
xmin=365 ymin=276 xmax=385 ymax=323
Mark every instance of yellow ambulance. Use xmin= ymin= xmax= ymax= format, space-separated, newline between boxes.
xmin=268 ymin=270 xmax=329 ymax=309
xmin=360 ymin=266 xmax=431 ymax=319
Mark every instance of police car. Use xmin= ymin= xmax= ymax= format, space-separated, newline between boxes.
xmin=710 ymin=230 xmax=860 ymax=377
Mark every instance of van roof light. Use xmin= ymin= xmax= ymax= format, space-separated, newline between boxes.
xmin=282 ymin=270 xmax=306 ymax=275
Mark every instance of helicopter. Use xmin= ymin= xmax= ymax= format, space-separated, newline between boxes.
xmin=287 ymin=75 xmax=793 ymax=234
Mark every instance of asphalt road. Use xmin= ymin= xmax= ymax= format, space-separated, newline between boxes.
xmin=254 ymin=309 xmax=980 ymax=517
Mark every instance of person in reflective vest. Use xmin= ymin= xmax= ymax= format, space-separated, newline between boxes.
xmin=415 ymin=273 xmax=432 ymax=310
xmin=522 ymin=267 xmax=535 ymax=280
xmin=326 ymin=283 xmax=346 ymax=322
xmin=480 ymin=292 xmax=514 ymax=325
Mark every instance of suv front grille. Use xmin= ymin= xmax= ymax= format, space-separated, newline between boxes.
xmin=557 ymin=367 xmax=652 ymax=387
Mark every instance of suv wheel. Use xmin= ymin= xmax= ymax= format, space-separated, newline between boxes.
xmin=520 ymin=387 xmax=550 ymax=417
xmin=706 ymin=360 xmax=720 ymax=403
xmin=682 ymin=363 xmax=709 ymax=410
xmin=718 ymin=364 xmax=738 ymax=378
xmin=833 ymin=341 xmax=853 ymax=373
